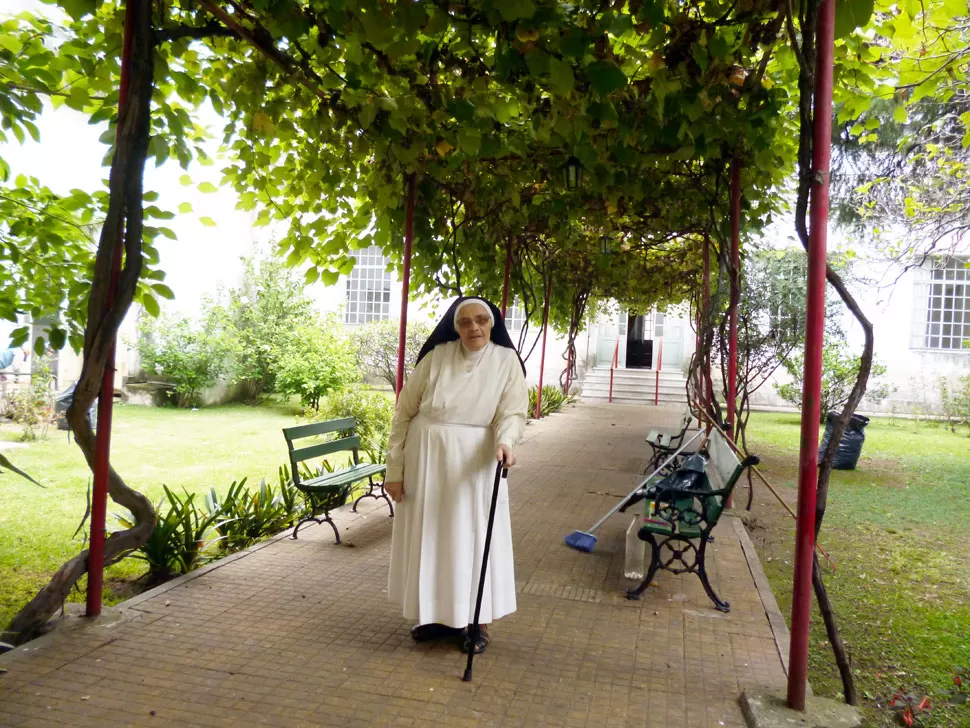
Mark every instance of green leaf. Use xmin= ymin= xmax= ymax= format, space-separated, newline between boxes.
xmin=359 ymin=104 xmax=377 ymax=130
xmin=892 ymin=105 xmax=907 ymax=124
xmin=197 ymin=182 xmax=218 ymax=194
xmin=152 ymin=283 xmax=175 ymax=300
xmin=586 ymin=61 xmax=627 ymax=96
xmin=142 ymin=294 xmax=160 ymax=317
xmin=834 ymin=0 xmax=875 ymax=38
xmin=33 ymin=336 xmax=45 ymax=357
xmin=179 ymin=174 xmax=192 ymax=186
xmin=199 ymin=216 xmax=217 ymax=227
xmin=0 ymin=453 xmax=42 ymax=487
xmin=458 ymin=127 xmax=482 ymax=154
xmin=49 ymin=328 xmax=66 ymax=350
xmin=60 ymin=0 xmax=98 ymax=21
xmin=493 ymin=0 xmax=536 ymax=22
xmin=178 ymin=202 xmax=193 ymax=214
xmin=548 ymin=57 xmax=575 ymax=94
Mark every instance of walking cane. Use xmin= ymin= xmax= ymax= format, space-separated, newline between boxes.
xmin=462 ymin=458 xmax=508 ymax=683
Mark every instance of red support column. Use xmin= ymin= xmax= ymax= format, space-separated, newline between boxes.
xmin=726 ymin=160 xmax=741 ymax=444
xmin=788 ymin=0 xmax=836 ymax=711
xmin=703 ymin=236 xmax=712 ymax=434
xmin=501 ymin=240 xmax=512 ymax=318
xmin=87 ymin=0 xmax=137 ymax=618
xmin=534 ymin=276 xmax=552 ymax=419
xmin=395 ymin=174 xmax=417 ymax=402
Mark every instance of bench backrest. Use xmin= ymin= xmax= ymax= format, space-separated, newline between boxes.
xmin=283 ymin=417 xmax=360 ymax=485
xmin=703 ymin=429 xmax=759 ymax=523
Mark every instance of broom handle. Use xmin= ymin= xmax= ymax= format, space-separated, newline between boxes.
xmin=463 ymin=459 xmax=507 ymax=682
xmin=584 ymin=429 xmax=705 ymax=534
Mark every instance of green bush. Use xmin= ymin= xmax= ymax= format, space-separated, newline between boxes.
xmin=116 ymin=485 xmax=226 ymax=582
xmin=8 ymin=355 xmax=55 ymax=441
xmin=938 ymin=374 xmax=970 ymax=434
xmin=775 ymin=337 xmax=892 ymax=422
xmin=528 ymin=385 xmax=574 ymax=420
xmin=314 ymin=385 xmax=395 ymax=463
xmin=205 ymin=476 xmax=303 ymax=552
xmin=274 ymin=315 xmax=359 ymax=410
xmin=137 ymin=315 xmax=226 ymax=407
xmin=352 ymin=318 xmax=433 ymax=387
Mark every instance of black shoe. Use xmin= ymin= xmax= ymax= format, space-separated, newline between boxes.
xmin=410 ymin=623 xmax=463 ymax=642
xmin=460 ymin=628 xmax=490 ymax=654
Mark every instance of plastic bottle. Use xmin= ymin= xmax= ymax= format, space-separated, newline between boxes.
xmin=624 ymin=515 xmax=646 ymax=580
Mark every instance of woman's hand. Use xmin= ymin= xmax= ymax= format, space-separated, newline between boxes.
xmin=496 ymin=444 xmax=517 ymax=467
xmin=385 ymin=481 xmax=405 ymax=503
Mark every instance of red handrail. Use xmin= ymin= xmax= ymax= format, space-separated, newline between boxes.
xmin=608 ymin=338 xmax=619 ymax=403
xmin=654 ymin=337 xmax=663 ymax=406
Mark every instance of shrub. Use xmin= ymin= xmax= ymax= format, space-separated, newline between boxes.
xmin=205 ymin=476 xmax=302 ymax=552
xmin=274 ymin=315 xmax=359 ymax=409
xmin=314 ymin=385 xmax=395 ymax=463
xmin=528 ymin=385 xmax=575 ymax=420
xmin=137 ymin=315 xmax=226 ymax=407
xmin=938 ymin=374 xmax=970 ymax=434
xmin=775 ymin=337 xmax=892 ymax=422
xmin=8 ymin=355 xmax=55 ymax=441
xmin=116 ymin=486 xmax=226 ymax=582
xmin=352 ymin=319 xmax=433 ymax=388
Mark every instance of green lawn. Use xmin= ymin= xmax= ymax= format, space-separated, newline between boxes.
xmin=744 ymin=412 xmax=970 ymax=728
xmin=0 ymin=401 xmax=302 ymax=630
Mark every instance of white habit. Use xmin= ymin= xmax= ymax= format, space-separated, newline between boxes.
xmin=386 ymin=340 xmax=528 ymax=628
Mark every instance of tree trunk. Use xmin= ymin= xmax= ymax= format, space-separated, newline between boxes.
xmin=5 ymin=0 xmax=157 ymax=645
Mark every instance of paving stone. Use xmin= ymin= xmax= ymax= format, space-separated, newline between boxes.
xmin=0 ymin=403 xmax=788 ymax=727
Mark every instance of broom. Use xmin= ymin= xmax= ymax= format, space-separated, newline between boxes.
xmin=462 ymin=459 xmax=508 ymax=683
xmin=563 ymin=429 xmax=704 ymax=553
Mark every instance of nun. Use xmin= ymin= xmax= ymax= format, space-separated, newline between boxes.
xmin=384 ymin=296 xmax=528 ymax=654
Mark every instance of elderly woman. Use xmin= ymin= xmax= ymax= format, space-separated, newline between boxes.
xmin=384 ymin=296 xmax=528 ymax=654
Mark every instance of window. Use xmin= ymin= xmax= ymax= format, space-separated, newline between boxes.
xmin=920 ymin=256 xmax=970 ymax=351
xmin=345 ymin=246 xmax=392 ymax=324
xmin=505 ymin=301 xmax=526 ymax=331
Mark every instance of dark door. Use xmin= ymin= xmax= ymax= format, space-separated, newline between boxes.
xmin=626 ymin=314 xmax=653 ymax=368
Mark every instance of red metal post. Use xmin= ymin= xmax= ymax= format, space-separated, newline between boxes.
xmin=395 ymin=174 xmax=417 ymax=402
xmin=788 ymin=0 xmax=836 ymax=711
xmin=703 ymin=237 xmax=712 ymax=434
xmin=501 ymin=240 xmax=512 ymax=318
xmin=726 ymin=159 xmax=741 ymax=443
xmin=87 ymin=0 xmax=136 ymax=618
xmin=654 ymin=338 xmax=662 ymax=406
xmin=609 ymin=339 xmax=619 ymax=403
xmin=534 ymin=276 xmax=552 ymax=419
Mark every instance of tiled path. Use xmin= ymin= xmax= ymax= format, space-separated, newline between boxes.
xmin=0 ymin=403 xmax=789 ymax=728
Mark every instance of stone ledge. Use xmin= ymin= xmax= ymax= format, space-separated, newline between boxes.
xmin=740 ymin=689 xmax=862 ymax=728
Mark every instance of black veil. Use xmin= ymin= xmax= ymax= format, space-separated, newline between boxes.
xmin=415 ymin=296 xmax=526 ymax=376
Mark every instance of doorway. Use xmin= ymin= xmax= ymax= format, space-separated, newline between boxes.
xmin=626 ymin=314 xmax=654 ymax=369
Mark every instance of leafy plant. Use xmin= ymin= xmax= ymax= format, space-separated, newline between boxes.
xmin=877 ymin=692 xmax=931 ymax=727
xmin=209 ymin=253 xmax=317 ymax=399
xmin=352 ymin=319 xmax=433 ymax=388
xmin=273 ymin=316 xmax=359 ymax=410
xmin=528 ymin=385 xmax=575 ymax=419
xmin=205 ymin=477 xmax=298 ymax=552
xmin=116 ymin=485 xmax=226 ymax=582
xmin=313 ymin=386 xmax=395 ymax=463
xmin=137 ymin=314 xmax=227 ymax=408
xmin=775 ymin=336 xmax=893 ymax=423
xmin=8 ymin=355 xmax=55 ymax=441
xmin=938 ymin=375 xmax=970 ymax=435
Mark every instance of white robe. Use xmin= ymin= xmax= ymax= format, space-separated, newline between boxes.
xmin=386 ymin=340 xmax=528 ymax=628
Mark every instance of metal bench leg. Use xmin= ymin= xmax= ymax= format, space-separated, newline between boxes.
xmin=291 ymin=514 xmax=341 ymax=544
xmin=352 ymin=477 xmax=394 ymax=517
xmin=626 ymin=534 xmax=661 ymax=601
xmin=697 ymin=540 xmax=730 ymax=612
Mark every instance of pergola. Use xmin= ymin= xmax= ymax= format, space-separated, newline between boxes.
xmin=52 ymin=0 xmax=838 ymax=713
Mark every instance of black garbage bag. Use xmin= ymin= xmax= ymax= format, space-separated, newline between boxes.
xmin=818 ymin=411 xmax=869 ymax=470
xmin=54 ymin=382 xmax=98 ymax=432
xmin=620 ymin=453 xmax=710 ymax=512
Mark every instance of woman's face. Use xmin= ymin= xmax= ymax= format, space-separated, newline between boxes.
xmin=456 ymin=303 xmax=492 ymax=351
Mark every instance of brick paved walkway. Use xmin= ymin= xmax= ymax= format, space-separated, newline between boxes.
xmin=0 ymin=403 xmax=789 ymax=728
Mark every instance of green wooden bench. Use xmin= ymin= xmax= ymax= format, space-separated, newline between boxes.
xmin=283 ymin=417 xmax=391 ymax=543
xmin=644 ymin=408 xmax=694 ymax=473
xmin=626 ymin=432 xmax=759 ymax=612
